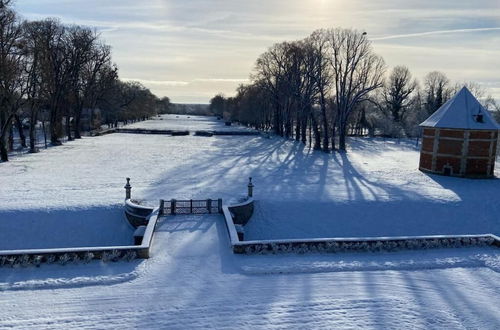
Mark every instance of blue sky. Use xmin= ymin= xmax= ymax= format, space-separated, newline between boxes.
xmin=15 ymin=0 xmax=500 ymax=103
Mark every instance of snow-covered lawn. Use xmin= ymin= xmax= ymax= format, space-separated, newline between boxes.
xmin=1 ymin=115 xmax=499 ymax=328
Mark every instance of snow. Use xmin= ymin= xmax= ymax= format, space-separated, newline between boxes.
xmin=0 ymin=207 xmax=134 ymax=250
xmin=127 ymin=114 xmax=256 ymax=132
xmin=1 ymin=115 xmax=499 ymax=328
xmin=420 ymin=86 xmax=500 ymax=129
xmin=1 ymin=214 xmax=499 ymax=328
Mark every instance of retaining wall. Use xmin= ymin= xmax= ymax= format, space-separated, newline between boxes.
xmin=0 ymin=208 xmax=160 ymax=267
xmin=125 ymin=199 xmax=155 ymax=227
xmin=227 ymin=198 xmax=254 ymax=225
xmin=222 ymin=205 xmax=500 ymax=254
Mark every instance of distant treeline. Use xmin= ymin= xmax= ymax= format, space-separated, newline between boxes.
xmin=167 ymin=104 xmax=210 ymax=116
xmin=210 ymin=28 xmax=500 ymax=151
xmin=0 ymin=1 xmax=170 ymax=161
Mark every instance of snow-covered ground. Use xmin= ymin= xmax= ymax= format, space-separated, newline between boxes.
xmin=0 ymin=207 xmax=134 ymax=250
xmin=1 ymin=115 xmax=499 ymax=328
xmin=1 ymin=214 xmax=499 ymax=328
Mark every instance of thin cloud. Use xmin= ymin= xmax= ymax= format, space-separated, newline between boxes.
xmin=372 ymin=27 xmax=500 ymax=41
xmin=123 ymin=78 xmax=248 ymax=86
xmin=122 ymin=78 xmax=189 ymax=87
xmin=194 ymin=78 xmax=248 ymax=83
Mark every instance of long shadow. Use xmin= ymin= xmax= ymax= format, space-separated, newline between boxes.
xmin=424 ymin=269 xmax=500 ymax=326
xmin=161 ymin=135 xmax=418 ymax=203
xmin=140 ymin=133 xmax=499 ymax=238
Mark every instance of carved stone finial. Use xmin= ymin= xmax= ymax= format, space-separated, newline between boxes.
xmin=247 ymin=177 xmax=254 ymax=197
xmin=125 ymin=177 xmax=132 ymax=199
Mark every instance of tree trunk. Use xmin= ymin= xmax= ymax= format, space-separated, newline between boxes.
xmin=14 ymin=115 xmax=26 ymax=148
xmin=74 ymin=115 xmax=81 ymax=138
xmin=8 ymin=125 xmax=14 ymax=151
xmin=29 ymin=122 xmax=37 ymax=153
xmin=28 ymin=105 xmax=39 ymax=153
xmin=284 ymin=109 xmax=292 ymax=138
xmin=331 ymin=122 xmax=337 ymax=151
xmin=0 ymin=137 xmax=8 ymax=161
xmin=300 ymin=117 xmax=307 ymax=144
xmin=311 ymin=114 xmax=321 ymax=150
xmin=0 ymin=117 xmax=12 ymax=161
xmin=308 ymin=117 xmax=312 ymax=148
xmin=74 ymin=107 xmax=82 ymax=139
xmin=295 ymin=112 xmax=301 ymax=141
xmin=50 ymin=108 xmax=62 ymax=145
xmin=321 ymin=103 xmax=329 ymax=152
xmin=338 ymin=120 xmax=347 ymax=151
xmin=66 ymin=115 xmax=73 ymax=141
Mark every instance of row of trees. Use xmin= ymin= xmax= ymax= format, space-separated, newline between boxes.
xmin=210 ymin=28 xmax=500 ymax=151
xmin=0 ymin=1 xmax=169 ymax=161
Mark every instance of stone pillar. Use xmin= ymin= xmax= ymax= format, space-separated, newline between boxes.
xmin=125 ymin=178 xmax=131 ymax=199
xmin=170 ymin=199 xmax=176 ymax=215
xmin=247 ymin=177 xmax=254 ymax=198
xmin=217 ymin=198 xmax=223 ymax=213
xmin=159 ymin=199 xmax=165 ymax=215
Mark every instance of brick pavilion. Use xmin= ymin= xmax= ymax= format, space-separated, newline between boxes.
xmin=419 ymin=86 xmax=499 ymax=178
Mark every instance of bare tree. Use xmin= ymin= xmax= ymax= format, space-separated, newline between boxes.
xmin=450 ymin=81 xmax=486 ymax=99
xmin=32 ymin=19 xmax=72 ymax=145
xmin=22 ymin=21 xmax=43 ymax=153
xmin=0 ymin=1 xmax=24 ymax=161
xmin=72 ymin=37 xmax=111 ymax=138
xmin=308 ymin=30 xmax=332 ymax=151
xmin=381 ymin=65 xmax=418 ymax=123
xmin=326 ymin=28 xmax=385 ymax=151
xmin=254 ymin=42 xmax=296 ymax=137
xmin=423 ymin=71 xmax=450 ymax=115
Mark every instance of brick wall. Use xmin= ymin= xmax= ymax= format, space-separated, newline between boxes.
xmin=419 ymin=128 xmax=498 ymax=177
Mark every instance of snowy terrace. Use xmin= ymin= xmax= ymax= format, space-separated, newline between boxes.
xmin=0 ymin=115 xmax=499 ymax=328
xmin=1 ymin=214 xmax=500 ymax=328
xmin=3 ymin=114 xmax=499 ymax=243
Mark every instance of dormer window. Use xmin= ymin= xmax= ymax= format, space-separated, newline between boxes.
xmin=474 ymin=114 xmax=484 ymax=123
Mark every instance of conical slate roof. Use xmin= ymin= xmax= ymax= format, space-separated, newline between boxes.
xmin=420 ymin=86 xmax=499 ymax=130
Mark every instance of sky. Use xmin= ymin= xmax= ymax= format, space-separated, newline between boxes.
xmin=15 ymin=0 xmax=500 ymax=104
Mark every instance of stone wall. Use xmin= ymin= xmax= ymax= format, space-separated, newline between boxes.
xmin=221 ymin=202 xmax=500 ymax=255
xmin=0 ymin=208 xmax=160 ymax=267
xmin=232 ymin=235 xmax=500 ymax=254
xmin=125 ymin=199 xmax=155 ymax=227
xmin=227 ymin=198 xmax=254 ymax=225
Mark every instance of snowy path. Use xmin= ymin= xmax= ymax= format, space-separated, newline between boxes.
xmin=1 ymin=215 xmax=499 ymax=329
